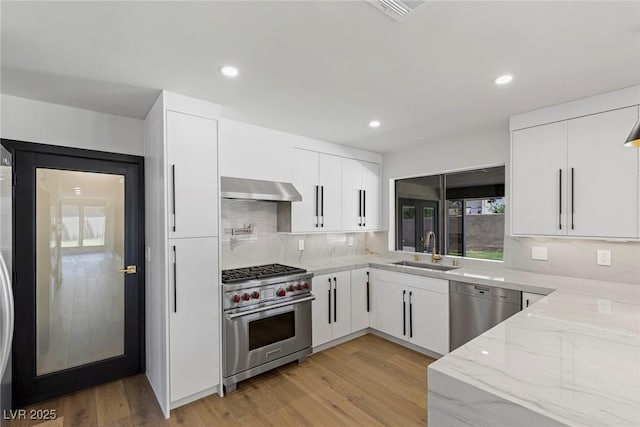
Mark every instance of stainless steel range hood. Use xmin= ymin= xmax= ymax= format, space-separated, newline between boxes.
xmin=221 ymin=176 xmax=302 ymax=202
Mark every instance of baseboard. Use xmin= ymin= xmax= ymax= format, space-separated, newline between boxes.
xmin=312 ymin=329 xmax=369 ymax=353
xmin=170 ymin=384 xmax=220 ymax=411
xmin=145 ymin=372 xmax=170 ymax=419
xmin=369 ymin=329 xmax=444 ymax=359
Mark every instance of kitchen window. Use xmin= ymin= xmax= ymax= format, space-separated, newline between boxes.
xmin=395 ymin=166 xmax=505 ymax=261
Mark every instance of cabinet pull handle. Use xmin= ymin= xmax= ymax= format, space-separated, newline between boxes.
xmin=366 ymin=271 xmax=370 ymax=312
xmin=333 ymin=277 xmax=337 ymax=323
xmin=362 ymin=190 xmax=366 ymax=227
xmin=171 ymin=164 xmax=177 ymax=232
xmin=320 ymin=185 xmax=324 ymax=228
xmin=358 ymin=190 xmax=362 ymax=227
xmin=172 ymin=245 xmax=177 ymax=313
xmin=327 ymin=278 xmax=331 ymax=324
xmin=314 ymin=185 xmax=319 ymax=228
xmin=409 ymin=291 xmax=413 ymax=338
xmin=558 ymin=169 xmax=562 ymax=230
xmin=571 ymin=167 xmax=575 ymax=230
xmin=402 ymin=290 xmax=406 ymax=336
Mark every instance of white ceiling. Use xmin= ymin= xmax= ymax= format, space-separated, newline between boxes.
xmin=2 ymin=1 xmax=639 ymax=153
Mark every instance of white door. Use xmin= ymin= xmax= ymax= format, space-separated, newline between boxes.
xmin=166 ymin=111 xmax=218 ymax=239
xmin=370 ymin=280 xmax=406 ymax=340
xmin=409 ymin=287 xmax=449 ymax=355
xmin=341 ymin=158 xmax=363 ymax=231
xmin=318 ymin=154 xmax=343 ymax=232
xmin=361 ymin=161 xmax=380 ymax=231
xmin=567 ymin=106 xmax=639 ymax=238
xmin=169 ymin=237 xmax=219 ymax=402
xmin=312 ymin=274 xmax=333 ymax=347
xmin=292 ymin=149 xmax=320 ymax=233
xmin=350 ymin=268 xmax=371 ymax=332
xmin=511 ymin=121 xmax=568 ymax=236
xmin=331 ymin=271 xmax=352 ymax=340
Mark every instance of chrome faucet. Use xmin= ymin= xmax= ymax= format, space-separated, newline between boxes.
xmin=426 ymin=231 xmax=442 ymax=264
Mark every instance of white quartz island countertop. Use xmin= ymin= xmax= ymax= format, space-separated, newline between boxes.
xmin=293 ymin=255 xmax=640 ymax=426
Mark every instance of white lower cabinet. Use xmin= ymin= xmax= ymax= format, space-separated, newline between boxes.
xmin=169 ymin=237 xmax=220 ymax=404
xmin=350 ymin=268 xmax=371 ymax=332
xmin=370 ymin=270 xmax=449 ymax=355
xmin=312 ymin=271 xmax=351 ymax=347
xmin=522 ymin=292 xmax=545 ymax=308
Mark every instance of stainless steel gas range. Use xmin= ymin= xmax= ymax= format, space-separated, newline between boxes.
xmin=221 ymin=264 xmax=314 ymax=393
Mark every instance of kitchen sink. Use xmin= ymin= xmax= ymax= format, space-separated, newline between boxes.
xmin=392 ymin=260 xmax=459 ymax=272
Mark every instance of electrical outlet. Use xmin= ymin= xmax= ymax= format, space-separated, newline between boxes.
xmin=597 ymin=250 xmax=611 ymax=266
xmin=531 ymin=246 xmax=548 ymax=261
xmin=298 ymin=240 xmax=305 ymax=251
xmin=348 ymin=237 xmax=354 ymax=246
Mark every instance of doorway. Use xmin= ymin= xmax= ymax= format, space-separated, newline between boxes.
xmin=5 ymin=140 xmax=145 ymax=408
xmin=397 ymin=198 xmax=439 ymax=253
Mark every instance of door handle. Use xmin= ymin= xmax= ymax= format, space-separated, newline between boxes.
xmin=571 ymin=167 xmax=575 ymax=230
xmin=117 ymin=265 xmax=137 ymax=274
xmin=173 ymin=246 xmax=177 ymax=313
xmin=558 ymin=169 xmax=562 ymax=230
xmin=358 ymin=190 xmax=362 ymax=227
xmin=409 ymin=291 xmax=413 ymax=338
xmin=366 ymin=271 xmax=370 ymax=312
xmin=315 ymin=185 xmax=319 ymax=228
xmin=320 ymin=185 xmax=324 ymax=228
xmin=328 ymin=278 xmax=332 ymax=324
xmin=362 ymin=190 xmax=366 ymax=227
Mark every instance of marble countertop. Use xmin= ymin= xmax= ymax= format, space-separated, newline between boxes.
xmin=294 ymin=255 xmax=640 ymax=425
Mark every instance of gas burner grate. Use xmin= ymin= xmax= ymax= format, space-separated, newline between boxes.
xmin=222 ymin=263 xmax=306 ymax=284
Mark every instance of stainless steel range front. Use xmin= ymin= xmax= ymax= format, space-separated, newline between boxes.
xmin=222 ymin=264 xmax=314 ymax=393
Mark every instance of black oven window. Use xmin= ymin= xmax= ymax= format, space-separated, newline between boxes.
xmin=248 ymin=311 xmax=295 ymax=351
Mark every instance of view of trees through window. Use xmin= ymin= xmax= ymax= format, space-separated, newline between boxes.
xmin=396 ymin=166 xmax=505 ymax=261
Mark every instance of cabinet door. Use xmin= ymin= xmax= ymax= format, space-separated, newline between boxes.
xmin=370 ymin=279 xmax=406 ymax=340
xmin=522 ymin=292 xmax=545 ymax=308
xmin=292 ymin=149 xmax=320 ymax=233
xmin=511 ymin=122 xmax=568 ymax=236
xmin=341 ymin=158 xmax=363 ymax=231
xmin=166 ymin=111 xmax=218 ymax=239
xmin=567 ymin=106 xmax=639 ymax=238
xmin=361 ymin=161 xmax=380 ymax=231
xmin=409 ymin=287 xmax=449 ymax=355
xmin=330 ymin=271 xmax=352 ymax=340
xmin=312 ymin=274 xmax=333 ymax=347
xmin=318 ymin=154 xmax=343 ymax=232
xmin=169 ymin=237 xmax=219 ymax=402
xmin=350 ymin=268 xmax=371 ymax=332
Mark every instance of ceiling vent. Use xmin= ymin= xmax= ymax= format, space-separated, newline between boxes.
xmin=367 ymin=0 xmax=426 ymax=22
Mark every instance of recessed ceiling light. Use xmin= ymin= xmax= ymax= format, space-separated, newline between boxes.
xmin=494 ymin=75 xmax=513 ymax=85
xmin=369 ymin=120 xmax=381 ymax=128
xmin=220 ymin=65 xmax=239 ymax=78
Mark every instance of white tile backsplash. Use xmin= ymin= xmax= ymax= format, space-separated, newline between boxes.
xmin=221 ymin=200 xmax=370 ymax=269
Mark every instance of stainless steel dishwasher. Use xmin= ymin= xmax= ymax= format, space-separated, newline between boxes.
xmin=449 ymin=281 xmax=521 ymax=351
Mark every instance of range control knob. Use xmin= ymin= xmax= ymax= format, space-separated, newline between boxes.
xmin=231 ymin=294 xmax=241 ymax=304
xmin=296 ymin=283 xmax=303 ymax=290
xmin=276 ymin=288 xmax=287 ymax=297
xmin=251 ymin=291 xmax=260 ymax=300
xmin=241 ymin=293 xmax=251 ymax=301
xmin=287 ymin=285 xmax=295 ymax=292
xmin=303 ymin=282 xmax=310 ymax=289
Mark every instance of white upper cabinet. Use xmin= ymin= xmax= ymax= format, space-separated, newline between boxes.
xmin=512 ymin=121 xmax=568 ymax=236
xmin=292 ymin=148 xmax=320 ymax=232
xmin=567 ymin=106 xmax=639 ymax=238
xmin=511 ymin=95 xmax=640 ymax=239
xmin=293 ymin=148 xmax=381 ymax=233
xmin=318 ymin=153 xmax=343 ymax=232
xmin=361 ymin=161 xmax=380 ymax=231
xmin=166 ymin=110 xmax=218 ymax=238
xmin=341 ymin=159 xmax=381 ymax=231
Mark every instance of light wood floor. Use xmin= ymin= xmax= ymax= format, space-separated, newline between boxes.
xmin=10 ymin=334 xmax=435 ymax=427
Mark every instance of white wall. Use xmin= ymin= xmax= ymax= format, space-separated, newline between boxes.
xmin=1 ymin=94 xmax=144 ymax=155
xmin=377 ymin=127 xmax=640 ymax=285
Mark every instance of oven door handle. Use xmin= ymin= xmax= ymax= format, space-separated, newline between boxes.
xmin=225 ymin=295 xmax=316 ymax=320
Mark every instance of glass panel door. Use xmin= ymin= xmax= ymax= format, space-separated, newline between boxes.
xmin=35 ymin=169 xmax=125 ymax=376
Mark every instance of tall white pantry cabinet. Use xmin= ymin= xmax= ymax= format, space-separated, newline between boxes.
xmin=144 ymin=92 xmax=221 ymax=417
